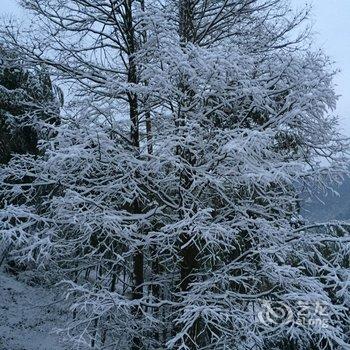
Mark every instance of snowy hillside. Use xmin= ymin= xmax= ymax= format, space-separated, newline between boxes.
xmin=0 ymin=269 xmax=72 ymax=350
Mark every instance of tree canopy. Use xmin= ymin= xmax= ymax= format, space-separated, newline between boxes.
xmin=0 ymin=1 xmax=349 ymax=349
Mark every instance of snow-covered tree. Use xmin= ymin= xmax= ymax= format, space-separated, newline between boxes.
xmin=0 ymin=49 xmax=61 ymax=164
xmin=0 ymin=0 xmax=349 ymax=349
xmin=0 ymin=47 xmax=62 ymax=269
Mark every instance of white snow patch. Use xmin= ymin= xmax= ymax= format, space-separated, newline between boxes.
xmin=0 ymin=269 xmax=74 ymax=350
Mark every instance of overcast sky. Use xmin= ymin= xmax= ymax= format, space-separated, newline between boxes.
xmin=1 ymin=0 xmax=350 ymax=135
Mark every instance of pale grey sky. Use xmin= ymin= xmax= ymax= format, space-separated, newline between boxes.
xmin=1 ymin=0 xmax=350 ymax=134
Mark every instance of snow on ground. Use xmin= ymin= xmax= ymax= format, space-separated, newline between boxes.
xmin=0 ymin=268 xmax=73 ymax=350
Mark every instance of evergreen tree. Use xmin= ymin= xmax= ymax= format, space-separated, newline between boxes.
xmin=0 ymin=49 xmax=62 ymax=271
xmin=0 ymin=50 xmax=61 ymax=164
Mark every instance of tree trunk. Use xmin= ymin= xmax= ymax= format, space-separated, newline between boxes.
xmin=123 ymin=1 xmax=144 ymax=348
xmin=177 ymin=2 xmax=200 ymax=348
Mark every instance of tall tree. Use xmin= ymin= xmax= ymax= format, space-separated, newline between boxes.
xmin=0 ymin=1 xmax=349 ymax=349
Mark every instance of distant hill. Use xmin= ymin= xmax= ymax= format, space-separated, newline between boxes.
xmin=302 ymin=176 xmax=350 ymax=221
